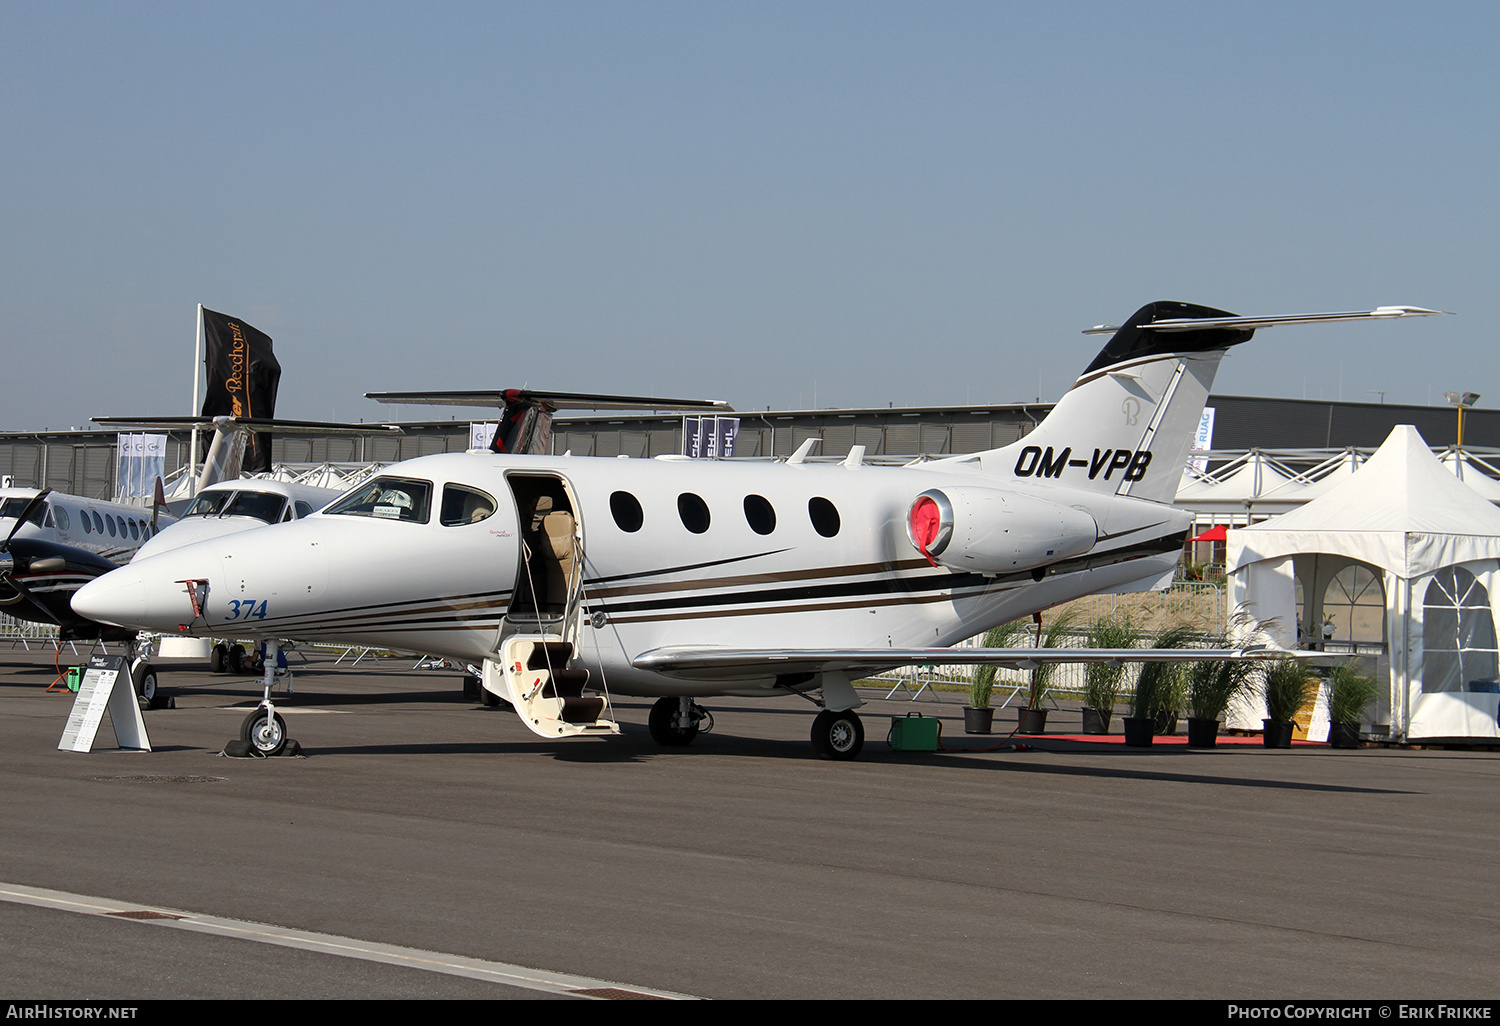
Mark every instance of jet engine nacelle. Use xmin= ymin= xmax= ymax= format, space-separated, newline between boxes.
xmin=906 ymin=487 xmax=1098 ymax=574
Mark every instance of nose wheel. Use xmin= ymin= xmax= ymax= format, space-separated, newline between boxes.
xmin=811 ymin=709 xmax=864 ymax=760
xmin=241 ymin=708 xmax=288 ymax=757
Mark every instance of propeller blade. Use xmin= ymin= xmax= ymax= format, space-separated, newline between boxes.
xmin=0 ymin=570 xmax=64 ymax=625
xmin=0 ymin=490 xmax=50 ymax=554
xmin=152 ymin=477 xmax=166 ymax=530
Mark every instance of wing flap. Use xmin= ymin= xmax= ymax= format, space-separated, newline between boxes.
xmin=632 ymin=645 xmax=1312 ymax=681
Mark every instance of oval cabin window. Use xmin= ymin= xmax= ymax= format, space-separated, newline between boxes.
xmin=677 ymin=493 xmax=711 ymax=534
xmin=743 ymin=495 xmax=776 ymax=535
xmin=610 ymin=491 xmax=644 ymax=533
xmin=808 ymin=497 xmax=840 ymax=538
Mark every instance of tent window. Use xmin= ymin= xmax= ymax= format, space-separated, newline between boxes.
xmin=1322 ymin=564 xmax=1384 ymax=644
xmin=1422 ymin=567 xmax=1499 ymax=693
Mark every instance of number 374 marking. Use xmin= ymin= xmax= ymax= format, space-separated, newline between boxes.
xmin=224 ymin=600 xmax=268 ymax=621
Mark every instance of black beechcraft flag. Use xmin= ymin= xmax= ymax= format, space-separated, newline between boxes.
xmin=200 ymin=308 xmax=281 ymax=473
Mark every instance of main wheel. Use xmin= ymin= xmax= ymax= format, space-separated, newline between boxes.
xmin=227 ymin=644 xmax=245 ymax=674
xmin=462 ymin=673 xmax=481 ymax=700
xmin=648 ymin=696 xmax=700 ymax=747
xmin=240 ymin=709 xmax=288 ymax=756
xmin=210 ymin=644 xmax=228 ymax=674
xmin=811 ymin=710 xmax=864 ymax=760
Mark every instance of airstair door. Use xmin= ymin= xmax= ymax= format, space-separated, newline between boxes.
xmin=483 ymin=473 xmax=617 ymax=737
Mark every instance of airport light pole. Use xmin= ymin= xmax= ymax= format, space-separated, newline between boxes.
xmin=1444 ymin=391 xmax=1481 ymax=448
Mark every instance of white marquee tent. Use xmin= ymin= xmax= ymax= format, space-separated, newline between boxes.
xmin=1227 ymin=426 xmax=1500 ymax=742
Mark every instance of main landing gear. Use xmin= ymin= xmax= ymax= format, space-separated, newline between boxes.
xmin=644 ymin=675 xmax=866 ymax=760
xmin=810 ymin=709 xmax=864 ymax=761
xmin=648 ymin=696 xmax=711 ymax=746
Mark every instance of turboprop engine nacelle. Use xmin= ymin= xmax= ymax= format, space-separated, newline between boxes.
xmin=906 ymin=487 xmax=1098 ymax=575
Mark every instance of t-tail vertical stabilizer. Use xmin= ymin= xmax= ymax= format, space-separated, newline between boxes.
xmin=971 ymin=301 xmax=1446 ymax=505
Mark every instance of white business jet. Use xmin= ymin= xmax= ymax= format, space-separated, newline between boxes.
xmin=73 ymin=301 xmax=1444 ymax=758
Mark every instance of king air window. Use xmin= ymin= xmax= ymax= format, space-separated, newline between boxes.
xmin=440 ymin=484 xmax=497 ymax=526
xmin=325 ymin=477 xmax=434 ymax=524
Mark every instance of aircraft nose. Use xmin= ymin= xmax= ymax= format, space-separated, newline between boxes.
xmin=71 ymin=565 xmax=147 ymax=628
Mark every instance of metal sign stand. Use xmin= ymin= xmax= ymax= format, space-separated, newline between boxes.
xmin=58 ymin=655 xmax=151 ymax=753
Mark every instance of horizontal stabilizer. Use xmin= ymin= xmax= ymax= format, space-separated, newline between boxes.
xmin=633 ymin=644 xmax=1325 ymax=680
xmin=1084 ymin=305 xmax=1448 ymax=335
xmin=365 ymin=389 xmax=732 ymax=413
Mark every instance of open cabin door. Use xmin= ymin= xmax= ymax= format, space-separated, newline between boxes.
xmin=484 ymin=473 xmax=617 ymax=738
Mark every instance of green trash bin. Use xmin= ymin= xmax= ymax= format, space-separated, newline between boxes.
xmin=66 ymin=667 xmax=82 ymax=692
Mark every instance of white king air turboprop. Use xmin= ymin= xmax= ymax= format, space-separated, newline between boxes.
xmin=72 ymin=301 xmax=1445 ymax=758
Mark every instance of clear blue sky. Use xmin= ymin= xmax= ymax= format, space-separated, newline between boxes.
xmin=2 ymin=1 xmax=1493 ymax=430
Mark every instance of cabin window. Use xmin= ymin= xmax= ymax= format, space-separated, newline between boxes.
xmin=610 ymin=491 xmax=644 ymax=533
xmin=325 ymin=477 xmax=434 ymax=524
xmin=128 ymin=519 xmax=140 ymax=540
xmin=92 ymin=511 xmax=104 ymax=534
xmin=53 ymin=507 xmax=69 ymax=532
xmin=79 ymin=510 xmax=91 ymax=534
xmin=678 ymin=493 xmax=710 ymax=534
xmin=743 ymin=495 xmax=776 ymax=535
xmin=440 ymin=484 xmax=498 ymax=526
xmin=105 ymin=515 xmax=117 ymax=538
xmin=808 ymin=497 xmax=840 ymax=538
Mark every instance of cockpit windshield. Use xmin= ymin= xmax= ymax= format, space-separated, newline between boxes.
xmin=224 ymin=491 xmax=288 ymax=523
xmin=324 ymin=477 xmax=433 ymax=524
xmin=0 ymin=497 xmax=39 ymax=521
xmin=184 ymin=490 xmax=289 ymax=523
xmin=185 ymin=492 xmax=231 ymax=518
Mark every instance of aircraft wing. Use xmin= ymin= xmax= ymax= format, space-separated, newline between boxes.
xmin=365 ymin=389 xmax=732 ymax=412
xmin=93 ymin=416 xmax=405 ymax=436
xmin=632 ymin=645 xmax=1318 ymax=681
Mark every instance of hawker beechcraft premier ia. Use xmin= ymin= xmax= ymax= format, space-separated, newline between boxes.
xmin=73 ymin=302 xmax=1444 ymax=758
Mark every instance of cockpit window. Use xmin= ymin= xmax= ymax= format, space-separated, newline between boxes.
xmin=325 ymin=477 xmax=433 ymax=523
xmin=440 ymin=484 xmax=497 ymax=526
xmin=186 ymin=492 xmax=231 ymax=517
xmin=224 ymin=491 xmax=288 ymax=524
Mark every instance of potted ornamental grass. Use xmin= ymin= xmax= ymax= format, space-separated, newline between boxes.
xmin=966 ymin=620 xmax=1028 ymax=734
xmin=1261 ymin=659 xmax=1319 ymax=748
xmin=1017 ymin=611 xmax=1078 ymax=734
xmin=1186 ymin=658 xmax=1257 ymax=748
xmin=1081 ymin=615 xmax=1141 ymax=734
xmin=1325 ymin=662 xmax=1378 ymax=749
xmin=1124 ymin=623 xmax=1196 ymax=746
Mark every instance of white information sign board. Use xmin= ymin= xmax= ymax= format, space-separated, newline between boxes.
xmin=58 ymin=655 xmax=151 ymax=753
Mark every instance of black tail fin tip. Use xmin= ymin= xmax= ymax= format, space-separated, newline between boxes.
xmin=1083 ymin=301 xmax=1254 ymax=376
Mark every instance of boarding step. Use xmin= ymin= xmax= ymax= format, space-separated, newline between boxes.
xmin=484 ymin=635 xmax=618 ymax=739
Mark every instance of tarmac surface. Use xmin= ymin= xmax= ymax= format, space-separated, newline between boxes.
xmin=2 ymin=646 xmax=1497 ymax=1000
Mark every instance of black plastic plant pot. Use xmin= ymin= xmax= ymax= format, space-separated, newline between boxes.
xmin=963 ymin=707 xmax=995 ymax=735
xmin=1263 ymin=719 xmax=1295 ymax=748
xmin=1122 ymin=717 xmax=1155 ymax=747
xmin=1016 ymin=708 xmax=1048 ymax=734
xmin=1186 ymin=717 xmax=1219 ymax=748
